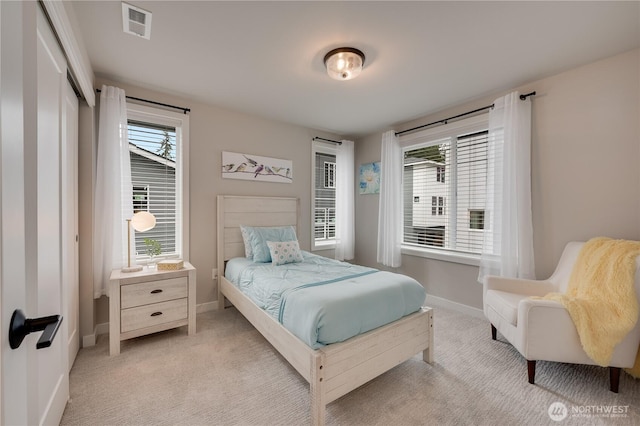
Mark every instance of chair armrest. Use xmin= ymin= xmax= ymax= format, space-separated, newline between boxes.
xmin=483 ymin=275 xmax=557 ymax=297
xmin=519 ymin=298 xmax=569 ymax=332
xmin=516 ymin=298 xmax=584 ymax=361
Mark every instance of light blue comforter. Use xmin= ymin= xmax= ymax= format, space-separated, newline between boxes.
xmin=226 ymin=252 xmax=426 ymax=348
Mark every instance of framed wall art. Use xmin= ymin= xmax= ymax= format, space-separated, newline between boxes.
xmin=222 ymin=151 xmax=293 ymax=183
xmin=359 ymin=161 xmax=380 ymax=194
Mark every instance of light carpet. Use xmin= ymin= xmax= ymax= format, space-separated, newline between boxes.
xmin=61 ymin=303 xmax=640 ymax=425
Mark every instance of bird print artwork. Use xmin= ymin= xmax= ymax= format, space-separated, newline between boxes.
xmin=243 ymin=155 xmax=258 ymax=167
xmin=222 ymin=151 xmax=292 ymax=183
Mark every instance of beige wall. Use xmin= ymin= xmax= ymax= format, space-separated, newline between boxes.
xmin=85 ymin=78 xmax=338 ymax=327
xmin=82 ymin=49 xmax=639 ymax=330
xmin=354 ymin=49 xmax=640 ymax=310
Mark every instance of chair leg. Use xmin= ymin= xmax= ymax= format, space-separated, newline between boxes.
xmin=491 ymin=324 xmax=497 ymax=340
xmin=527 ymin=360 xmax=536 ymax=384
xmin=610 ymin=367 xmax=620 ymax=393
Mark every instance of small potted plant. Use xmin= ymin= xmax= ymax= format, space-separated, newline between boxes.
xmin=143 ymin=238 xmax=162 ymax=268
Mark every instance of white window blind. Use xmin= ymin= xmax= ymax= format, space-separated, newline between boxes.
xmin=128 ymin=119 xmax=180 ymax=259
xmin=312 ymin=143 xmax=337 ymax=248
xmin=403 ymin=127 xmax=488 ymax=255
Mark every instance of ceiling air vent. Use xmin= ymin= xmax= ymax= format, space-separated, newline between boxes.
xmin=122 ymin=2 xmax=152 ymax=40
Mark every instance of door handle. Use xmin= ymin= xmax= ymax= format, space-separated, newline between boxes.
xmin=9 ymin=309 xmax=63 ymax=350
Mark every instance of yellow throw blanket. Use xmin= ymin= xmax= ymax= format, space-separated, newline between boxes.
xmin=541 ymin=237 xmax=640 ymax=371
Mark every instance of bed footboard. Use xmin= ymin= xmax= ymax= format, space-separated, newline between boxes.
xmin=317 ymin=307 xmax=433 ymax=405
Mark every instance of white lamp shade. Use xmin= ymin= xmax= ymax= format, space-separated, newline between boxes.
xmin=324 ymin=47 xmax=365 ymax=81
xmin=130 ymin=211 xmax=156 ymax=232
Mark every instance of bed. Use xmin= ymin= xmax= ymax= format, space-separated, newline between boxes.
xmin=216 ymin=195 xmax=434 ymax=425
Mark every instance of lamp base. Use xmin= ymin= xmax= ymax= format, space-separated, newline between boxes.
xmin=121 ymin=265 xmax=143 ymax=273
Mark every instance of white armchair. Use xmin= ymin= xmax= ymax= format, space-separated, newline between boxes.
xmin=483 ymin=241 xmax=640 ymax=392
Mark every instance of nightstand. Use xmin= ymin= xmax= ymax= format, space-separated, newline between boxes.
xmin=109 ymin=262 xmax=196 ymax=355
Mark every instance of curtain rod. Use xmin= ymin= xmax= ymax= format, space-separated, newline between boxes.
xmin=396 ymin=91 xmax=536 ymax=137
xmin=313 ymin=136 xmax=342 ymax=145
xmin=95 ymin=89 xmax=190 ymax=114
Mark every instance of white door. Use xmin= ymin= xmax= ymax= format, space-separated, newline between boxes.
xmin=63 ymin=79 xmax=80 ymax=371
xmin=1 ymin=3 xmax=71 ymax=424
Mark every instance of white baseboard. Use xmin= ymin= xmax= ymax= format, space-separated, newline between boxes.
xmin=82 ymin=333 xmax=96 ymax=348
xmin=196 ymin=301 xmax=218 ymax=314
xmin=425 ymin=294 xmax=484 ymax=319
xmin=96 ymin=322 xmax=109 ymax=335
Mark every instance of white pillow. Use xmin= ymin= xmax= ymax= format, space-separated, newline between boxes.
xmin=266 ymin=240 xmax=304 ymax=266
xmin=239 ymin=225 xmax=253 ymax=258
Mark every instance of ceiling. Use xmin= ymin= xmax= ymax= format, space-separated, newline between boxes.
xmin=69 ymin=1 xmax=640 ymax=137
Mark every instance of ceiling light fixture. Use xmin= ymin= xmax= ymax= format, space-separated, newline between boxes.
xmin=323 ymin=47 xmax=365 ymax=81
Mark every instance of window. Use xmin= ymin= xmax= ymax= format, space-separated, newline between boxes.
xmin=469 ymin=209 xmax=485 ymax=230
xmin=324 ymin=161 xmax=336 ymax=188
xmin=312 ymin=141 xmax=337 ymax=249
xmin=402 ymin=115 xmax=488 ymax=258
xmin=127 ymin=103 xmax=189 ymax=260
xmin=431 ymin=196 xmax=444 ymax=216
xmin=132 ymin=185 xmax=149 ymax=212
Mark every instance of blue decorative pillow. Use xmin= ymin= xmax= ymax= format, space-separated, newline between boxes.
xmin=239 ymin=225 xmax=253 ymax=258
xmin=267 ymin=240 xmax=304 ymax=266
xmin=243 ymin=225 xmax=298 ymax=263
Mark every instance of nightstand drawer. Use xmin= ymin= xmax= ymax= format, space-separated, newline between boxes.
xmin=121 ymin=277 xmax=188 ymax=309
xmin=121 ymin=298 xmax=188 ymax=333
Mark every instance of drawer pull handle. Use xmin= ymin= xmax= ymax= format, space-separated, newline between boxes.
xmin=150 ymin=312 xmax=163 ymax=317
xmin=150 ymin=289 xmax=163 ymax=294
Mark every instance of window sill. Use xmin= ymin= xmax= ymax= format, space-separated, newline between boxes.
xmin=312 ymin=240 xmax=336 ymax=252
xmin=401 ymin=245 xmax=480 ymax=267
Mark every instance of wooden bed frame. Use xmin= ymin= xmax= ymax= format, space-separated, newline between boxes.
xmin=216 ymin=195 xmax=433 ymax=425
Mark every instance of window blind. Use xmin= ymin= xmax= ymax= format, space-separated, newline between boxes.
xmin=403 ymin=130 xmax=488 ymax=254
xmin=128 ymin=120 xmax=179 ymax=258
xmin=314 ymin=151 xmax=336 ymax=242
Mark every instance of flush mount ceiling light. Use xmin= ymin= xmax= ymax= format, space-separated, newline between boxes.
xmin=323 ymin=47 xmax=365 ymax=81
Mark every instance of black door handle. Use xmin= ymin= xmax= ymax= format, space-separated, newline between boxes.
xmin=9 ymin=309 xmax=63 ymax=350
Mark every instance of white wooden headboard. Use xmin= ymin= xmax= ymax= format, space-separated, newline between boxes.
xmin=216 ymin=195 xmax=299 ymax=265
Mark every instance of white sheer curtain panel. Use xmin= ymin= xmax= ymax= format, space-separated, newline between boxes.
xmin=377 ymin=130 xmax=403 ymax=268
xmin=93 ymin=85 xmax=134 ymax=297
xmin=478 ymin=91 xmax=535 ymax=283
xmin=335 ymin=139 xmax=355 ymax=261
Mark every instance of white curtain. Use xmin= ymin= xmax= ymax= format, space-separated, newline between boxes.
xmin=377 ymin=130 xmax=403 ymax=267
xmin=93 ymin=85 xmax=134 ymax=297
xmin=478 ymin=91 xmax=535 ymax=283
xmin=335 ymin=139 xmax=355 ymax=261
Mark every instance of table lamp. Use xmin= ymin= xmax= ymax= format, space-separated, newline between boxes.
xmin=122 ymin=211 xmax=156 ymax=272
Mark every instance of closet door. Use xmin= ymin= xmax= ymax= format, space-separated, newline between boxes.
xmin=33 ymin=5 xmax=70 ymax=424
xmin=63 ymin=81 xmax=79 ymax=371
xmin=0 ymin=3 xmax=71 ymax=424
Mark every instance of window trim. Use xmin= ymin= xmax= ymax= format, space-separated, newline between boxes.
xmin=311 ymin=140 xmax=337 ymax=250
xmin=126 ymin=102 xmax=190 ymax=261
xmin=400 ymin=114 xmax=488 ymax=265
